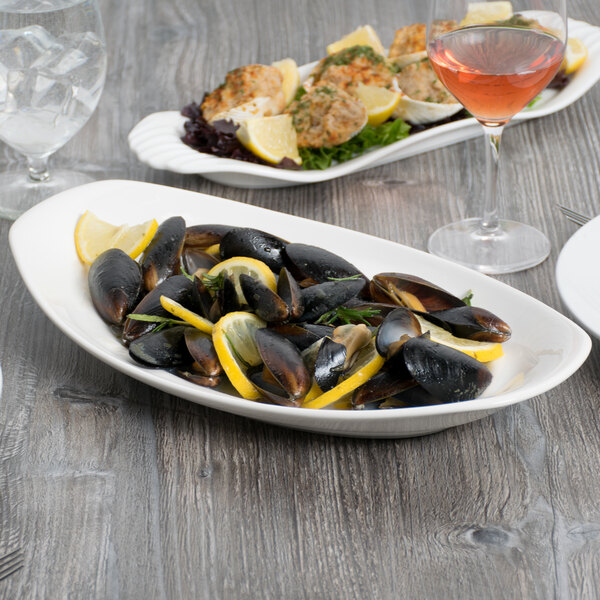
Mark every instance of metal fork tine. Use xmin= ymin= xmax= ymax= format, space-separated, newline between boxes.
xmin=557 ymin=204 xmax=591 ymax=226
xmin=0 ymin=550 xmax=24 ymax=581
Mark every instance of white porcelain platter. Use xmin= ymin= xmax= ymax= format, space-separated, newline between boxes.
xmin=128 ymin=18 xmax=600 ymax=189
xmin=9 ymin=180 xmax=591 ymax=437
xmin=556 ymin=215 xmax=600 ymax=339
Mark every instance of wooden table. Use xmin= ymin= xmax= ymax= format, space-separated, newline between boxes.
xmin=1 ymin=0 xmax=599 ymax=597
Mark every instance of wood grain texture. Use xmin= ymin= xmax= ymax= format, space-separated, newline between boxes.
xmin=1 ymin=0 xmax=600 ymax=598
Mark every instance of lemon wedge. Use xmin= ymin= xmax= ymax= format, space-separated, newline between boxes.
xmin=461 ymin=1 xmax=513 ymax=26
xmin=355 ymin=83 xmax=402 ymax=126
xmin=414 ymin=315 xmax=504 ymax=363
xmin=206 ymin=256 xmax=277 ymax=306
xmin=272 ymin=58 xmax=300 ymax=106
xmin=302 ymin=338 xmax=385 ymax=409
xmin=562 ymin=38 xmax=587 ymax=75
xmin=75 ymin=211 xmax=158 ymax=265
xmin=236 ymin=114 xmax=301 ymax=165
xmin=212 ymin=311 xmax=266 ymax=399
xmin=326 ymin=25 xmax=386 ymax=56
xmin=160 ymin=296 xmax=214 ymax=334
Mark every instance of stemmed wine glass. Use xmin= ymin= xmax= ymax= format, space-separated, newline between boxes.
xmin=0 ymin=0 xmax=106 ymax=220
xmin=426 ymin=0 xmax=566 ymax=273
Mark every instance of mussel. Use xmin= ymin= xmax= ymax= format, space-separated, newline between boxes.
xmin=300 ymin=277 xmax=366 ymax=322
xmin=141 ymin=216 xmax=186 ymax=291
xmin=88 ymin=248 xmax=142 ymax=326
xmin=129 ymin=325 xmax=190 ymax=367
xmin=220 ymin=228 xmax=288 ymax=272
xmin=184 ymin=224 xmax=234 ymax=249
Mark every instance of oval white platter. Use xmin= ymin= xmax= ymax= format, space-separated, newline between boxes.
xmin=9 ymin=180 xmax=591 ymax=438
xmin=556 ymin=215 xmax=600 ymax=339
xmin=128 ymin=18 xmax=600 ymax=189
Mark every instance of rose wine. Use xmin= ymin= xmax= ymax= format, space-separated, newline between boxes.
xmin=428 ymin=26 xmax=564 ymax=123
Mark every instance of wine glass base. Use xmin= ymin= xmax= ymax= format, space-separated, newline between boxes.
xmin=428 ymin=217 xmax=551 ymax=274
xmin=0 ymin=169 xmax=96 ymax=221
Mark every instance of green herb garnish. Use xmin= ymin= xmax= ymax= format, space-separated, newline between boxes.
xmin=201 ymin=272 xmax=225 ymax=293
xmin=126 ymin=314 xmax=188 ymax=332
xmin=224 ymin=333 xmax=251 ymax=369
xmin=326 ymin=274 xmax=363 ymax=282
xmin=299 ymin=118 xmax=411 ymax=170
xmin=461 ymin=291 xmax=474 ymax=306
xmin=180 ymin=264 xmax=194 ymax=281
xmin=315 ymin=306 xmax=381 ymax=326
xmin=527 ymin=95 xmax=542 ymax=108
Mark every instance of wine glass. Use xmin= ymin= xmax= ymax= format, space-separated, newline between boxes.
xmin=0 ymin=0 xmax=106 ymax=220
xmin=426 ymin=0 xmax=566 ymax=273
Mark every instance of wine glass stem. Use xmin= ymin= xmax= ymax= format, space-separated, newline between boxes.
xmin=27 ymin=156 xmax=50 ymax=183
xmin=479 ymin=124 xmax=505 ymax=235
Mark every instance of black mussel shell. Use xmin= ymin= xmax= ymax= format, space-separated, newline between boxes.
xmin=268 ymin=323 xmax=334 ymax=350
xmin=254 ymin=329 xmax=311 ymax=404
xmin=184 ymin=328 xmax=221 ymax=377
xmin=248 ymin=369 xmax=297 ymax=407
xmin=240 ymin=273 xmax=289 ymax=322
xmin=190 ymin=276 xmax=214 ymax=320
xmin=314 ymin=337 xmax=347 ymax=392
xmin=277 ymin=267 xmax=304 ymax=320
xmin=182 ymin=248 xmax=219 ymax=276
xmin=185 ymin=224 xmax=234 ymax=249
xmin=220 ymin=228 xmax=288 ymax=272
xmin=300 ymin=278 xmax=366 ymax=322
xmin=353 ymin=354 xmax=415 ymax=407
xmin=123 ymin=275 xmax=194 ymax=343
xmin=427 ymin=306 xmax=512 ymax=343
xmin=177 ymin=370 xmax=221 ymax=387
xmin=370 ymin=273 xmax=465 ymax=312
xmin=216 ymin=276 xmax=241 ymax=316
xmin=129 ymin=326 xmax=190 ymax=367
xmin=141 ymin=216 xmax=186 ymax=291
xmin=375 ymin=307 xmax=422 ymax=358
xmin=283 ymin=243 xmax=365 ymax=283
xmin=402 ymin=336 xmax=492 ymax=402
xmin=88 ymin=248 xmax=142 ymax=326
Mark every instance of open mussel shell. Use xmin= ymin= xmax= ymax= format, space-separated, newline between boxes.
xmin=129 ymin=325 xmax=190 ymax=367
xmin=88 ymin=248 xmax=142 ymax=326
xmin=216 ymin=277 xmax=242 ymax=317
xmin=184 ymin=328 xmax=221 ymax=377
xmin=184 ymin=224 xmax=234 ymax=249
xmin=375 ymin=307 xmax=422 ymax=358
xmin=220 ymin=228 xmax=288 ymax=272
xmin=277 ymin=267 xmax=304 ymax=320
xmin=370 ymin=273 xmax=465 ymax=312
xmin=240 ymin=273 xmax=290 ymax=323
xmin=300 ymin=278 xmax=366 ymax=322
xmin=141 ymin=216 xmax=186 ymax=291
xmin=254 ymin=328 xmax=311 ymax=405
xmin=182 ymin=248 xmax=219 ymax=276
xmin=426 ymin=306 xmax=512 ymax=343
xmin=402 ymin=336 xmax=492 ymax=402
xmin=176 ymin=370 xmax=221 ymax=388
xmin=123 ymin=275 xmax=194 ymax=343
xmin=283 ymin=243 xmax=366 ymax=284
xmin=392 ymin=94 xmax=463 ymax=125
xmin=190 ymin=276 xmax=214 ymax=321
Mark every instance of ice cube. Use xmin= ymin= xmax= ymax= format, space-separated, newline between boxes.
xmin=0 ymin=26 xmax=62 ymax=69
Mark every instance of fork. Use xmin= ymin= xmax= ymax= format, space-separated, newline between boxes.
xmin=557 ymin=204 xmax=592 ymax=226
xmin=0 ymin=548 xmax=24 ymax=582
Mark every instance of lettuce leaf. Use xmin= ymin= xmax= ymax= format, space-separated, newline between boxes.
xmin=299 ymin=118 xmax=411 ymax=170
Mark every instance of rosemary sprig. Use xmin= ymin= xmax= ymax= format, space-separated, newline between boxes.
xmin=326 ymin=274 xmax=363 ymax=282
xmin=461 ymin=291 xmax=474 ymax=306
xmin=315 ymin=305 xmax=381 ymax=326
xmin=180 ymin=264 xmax=194 ymax=281
xmin=201 ymin=272 xmax=225 ymax=293
xmin=125 ymin=314 xmax=188 ymax=333
xmin=224 ymin=333 xmax=251 ymax=369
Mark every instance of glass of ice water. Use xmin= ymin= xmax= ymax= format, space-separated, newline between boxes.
xmin=0 ymin=0 xmax=106 ymax=219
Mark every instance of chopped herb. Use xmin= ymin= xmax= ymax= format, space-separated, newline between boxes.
xmin=326 ymin=274 xmax=363 ymax=281
xmin=315 ymin=305 xmax=381 ymax=326
xmin=293 ymin=86 xmax=307 ymax=101
xmin=180 ymin=264 xmax=194 ymax=281
xmin=225 ymin=333 xmax=251 ymax=369
xmin=461 ymin=291 xmax=473 ymax=306
xmin=299 ymin=118 xmax=411 ymax=170
xmin=201 ymin=271 xmax=225 ymax=293
xmin=125 ymin=314 xmax=188 ymax=331
xmin=527 ymin=95 xmax=542 ymax=108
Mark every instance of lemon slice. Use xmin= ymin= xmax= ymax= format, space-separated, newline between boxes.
xmin=562 ymin=38 xmax=587 ymax=75
xmin=302 ymin=338 xmax=385 ymax=409
xmin=355 ymin=83 xmax=402 ymax=126
xmin=326 ymin=25 xmax=386 ymax=56
xmin=75 ymin=211 xmax=158 ymax=265
xmin=160 ymin=296 xmax=214 ymax=334
xmin=272 ymin=58 xmax=300 ymax=106
xmin=212 ymin=311 xmax=267 ymax=399
xmin=414 ymin=315 xmax=503 ymax=362
xmin=236 ymin=114 xmax=301 ymax=165
xmin=206 ymin=256 xmax=277 ymax=305
xmin=460 ymin=1 xmax=513 ymax=26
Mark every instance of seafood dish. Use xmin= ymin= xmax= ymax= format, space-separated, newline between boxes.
xmin=180 ymin=14 xmax=583 ymax=171
xmin=85 ymin=216 xmax=512 ymax=410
